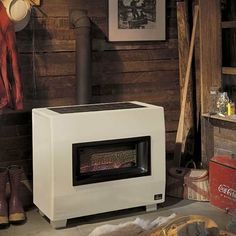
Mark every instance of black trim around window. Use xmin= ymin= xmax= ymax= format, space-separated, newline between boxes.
xmin=72 ymin=136 xmax=151 ymax=186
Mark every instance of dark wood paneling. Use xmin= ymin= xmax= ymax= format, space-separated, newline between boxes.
xmin=199 ymin=0 xmax=221 ymax=113
xmin=0 ymin=0 xmax=180 ymax=176
xmin=0 ymin=113 xmax=32 ymax=175
xmin=20 ymin=52 xmax=178 ymax=77
xmin=201 ymin=115 xmax=236 ymax=168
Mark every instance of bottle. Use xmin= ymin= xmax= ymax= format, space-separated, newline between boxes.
xmin=209 ymin=87 xmax=218 ymax=115
xmin=227 ymin=101 xmax=235 ymax=116
xmin=217 ymin=92 xmax=229 ymax=115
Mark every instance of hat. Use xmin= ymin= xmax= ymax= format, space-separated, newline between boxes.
xmin=1 ymin=0 xmax=31 ymax=32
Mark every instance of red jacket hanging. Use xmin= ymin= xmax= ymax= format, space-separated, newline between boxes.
xmin=0 ymin=2 xmax=23 ymax=110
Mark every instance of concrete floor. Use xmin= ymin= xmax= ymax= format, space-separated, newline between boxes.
xmin=1 ymin=197 xmax=234 ymax=236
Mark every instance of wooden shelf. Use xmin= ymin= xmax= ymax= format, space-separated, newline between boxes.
xmin=222 ymin=20 xmax=236 ymax=28
xmin=222 ymin=67 xmax=236 ymax=75
xmin=202 ymin=113 xmax=236 ymax=124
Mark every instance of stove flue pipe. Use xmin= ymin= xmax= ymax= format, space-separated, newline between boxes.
xmin=70 ymin=10 xmax=91 ymax=104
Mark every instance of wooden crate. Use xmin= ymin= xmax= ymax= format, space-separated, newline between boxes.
xmin=201 ymin=114 xmax=236 ymax=168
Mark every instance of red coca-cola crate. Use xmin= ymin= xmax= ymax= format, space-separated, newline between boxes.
xmin=209 ymin=156 xmax=236 ymax=214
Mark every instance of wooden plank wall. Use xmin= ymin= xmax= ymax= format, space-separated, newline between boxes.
xmin=0 ymin=0 xmax=179 ymax=176
xmin=0 ymin=112 xmax=32 ymax=176
xmin=198 ymin=0 xmax=221 ymax=113
xmin=201 ymin=116 xmax=236 ymax=168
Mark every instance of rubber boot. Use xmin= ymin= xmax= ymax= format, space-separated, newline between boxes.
xmin=0 ymin=167 xmax=8 ymax=226
xmin=8 ymin=165 xmax=26 ymax=223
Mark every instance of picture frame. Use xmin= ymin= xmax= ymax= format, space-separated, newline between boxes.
xmin=108 ymin=0 xmax=166 ymax=42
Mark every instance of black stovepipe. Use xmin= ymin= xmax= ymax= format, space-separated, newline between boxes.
xmin=70 ymin=10 xmax=91 ymax=105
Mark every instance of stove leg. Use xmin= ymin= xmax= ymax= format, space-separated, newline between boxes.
xmin=51 ymin=219 xmax=67 ymax=229
xmin=38 ymin=210 xmax=45 ymax=217
xmin=146 ymin=204 xmax=157 ymax=212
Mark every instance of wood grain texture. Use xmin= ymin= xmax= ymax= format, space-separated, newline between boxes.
xmin=199 ymin=0 xmax=221 ymax=114
xmin=0 ymin=0 xmax=180 ymax=176
xmin=222 ymin=67 xmax=236 ymax=75
xmin=176 ymin=1 xmax=195 ymax=158
xmin=214 ymin=135 xmax=236 ymax=156
xmin=194 ymin=0 xmax=201 ymax=130
xmin=201 ymin=116 xmax=214 ymax=168
xmin=201 ymin=115 xmax=236 ymax=167
xmin=19 ymin=53 xmax=179 ymax=77
xmin=222 ymin=21 xmax=236 ymax=28
xmin=200 ymin=0 xmax=236 ymax=169
xmin=174 ymin=5 xmax=199 ymax=166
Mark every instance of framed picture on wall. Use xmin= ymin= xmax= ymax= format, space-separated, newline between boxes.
xmin=108 ymin=0 xmax=166 ymax=42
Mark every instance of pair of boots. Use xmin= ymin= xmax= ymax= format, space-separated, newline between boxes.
xmin=0 ymin=166 xmax=25 ymax=227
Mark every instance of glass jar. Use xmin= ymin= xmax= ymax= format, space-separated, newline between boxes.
xmin=217 ymin=92 xmax=229 ymax=115
xmin=209 ymin=87 xmax=219 ymax=115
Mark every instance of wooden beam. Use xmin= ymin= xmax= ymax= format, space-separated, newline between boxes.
xmin=199 ymin=0 xmax=221 ymax=114
xmin=177 ymin=2 xmax=190 ymax=102
xmin=174 ymin=5 xmax=199 ymax=167
xmin=222 ymin=21 xmax=236 ymax=28
xmin=222 ymin=67 xmax=236 ymax=75
xmin=176 ymin=1 xmax=195 ymax=158
xmin=201 ymin=116 xmax=214 ymax=169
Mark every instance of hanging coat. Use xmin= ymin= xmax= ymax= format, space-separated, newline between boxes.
xmin=0 ymin=1 xmax=23 ymax=110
